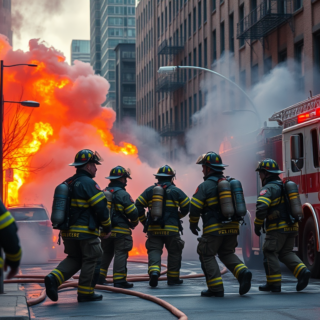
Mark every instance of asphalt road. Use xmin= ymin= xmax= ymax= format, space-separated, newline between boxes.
xmin=22 ymin=257 xmax=320 ymax=320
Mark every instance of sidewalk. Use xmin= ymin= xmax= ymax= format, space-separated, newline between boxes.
xmin=0 ymin=283 xmax=29 ymax=320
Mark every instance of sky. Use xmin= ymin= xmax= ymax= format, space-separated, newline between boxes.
xmin=12 ymin=0 xmax=90 ymax=65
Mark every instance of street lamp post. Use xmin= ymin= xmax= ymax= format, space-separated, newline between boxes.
xmin=158 ymin=65 xmax=261 ymax=129
xmin=0 ymin=60 xmax=39 ymax=294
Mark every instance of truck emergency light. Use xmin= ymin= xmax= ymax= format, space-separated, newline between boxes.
xmin=297 ymin=108 xmax=320 ymax=124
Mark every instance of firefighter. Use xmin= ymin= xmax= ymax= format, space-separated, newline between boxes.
xmin=98 ymin=166 xmax=139 ymax=288
xmin=0 ymin=200 xmax=22 ymax=279
xmin=255 ymin=159 xmax=311 ymax=292
xmin=45 ymin=149 xmax=111 ymax=303
xmin=136 ymin=165 xmax=190 ymax=287
xmin=189 ymin=152 xmax=252 ymax=297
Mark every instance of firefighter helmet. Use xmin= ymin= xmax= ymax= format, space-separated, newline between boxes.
xmin=69 ymin=149 xmax=103 ymax=167
xmin=105 ymin=166 xmax=132 ymax=180
xmin=255 ymin=159 xmax=284 ymax=174
xmin=196 ymin=151 xmax=228 ymax=172
xmin=154 ymin=165 xmax=175 ymax=178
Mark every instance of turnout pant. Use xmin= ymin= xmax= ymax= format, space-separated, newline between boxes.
xmin=100 ymin=234 xmax=133 ymax=283
xmin=50 ymin=237 xmax=103 ymax=296
xmin=146 ymin=235 xmax=185 ymax=280
xmin=197 ymin=234 xmax=247 ymax=292
xmin=263 ymin=231 xmax=307 ymax=287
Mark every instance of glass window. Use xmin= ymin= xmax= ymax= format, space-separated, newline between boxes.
xmin=10 ymin=208 xmax=49 ymax=221
xmin=311 ymin=129 xmax=319 ymax=168
xmin=291 ymin=133 xmax=304 ymax=172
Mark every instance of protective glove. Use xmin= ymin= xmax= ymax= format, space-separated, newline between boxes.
xmin=190 ymin=224 xmax=201 ymax=236
xmin=254 ymin=224 xmax=261 ymax=237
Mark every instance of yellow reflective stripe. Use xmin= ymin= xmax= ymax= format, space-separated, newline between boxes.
xmin=257 ymin=196 xmax=271 ymax=205
xmin=90 ymin=192 xmax=106 ymax=206
xmin=0 ymin=211 xmax=15 ymax=229
xmin=166 ymin=200 xmax=179 ymax=207
xmin=254 ymin=218 xmax=264 ymax=226
xmin=0 ymin=257 xmax=3 ymax=269
xmin=233 ymin=264 xmax=247 ymax=279
xmin=101 ymin=217 xmax=111 ymax=227
xmin=189 ymin=216 xmax=200 ymax=223
xmin=78 ymin=285 xmax=94 ymax=294
xmin=220 ymin=195 xmax=232 ymax=199
xmin=191 ymin=197 xmax=203 ymax=209
xmin=5 ymin=248 xmax=22 ymax=262
xmin=153 ymin=195 xmax=163 ymax=199
xmin=148 ymin=265 xmax=160 ymax=273
xmin=207 ymin=277 xmax=223 ymax=286
xmin=203 ymin=222 xmax=239 ymax=233
xmin=65 ymin=225 xmax=99 ymax=236
xmin=148 ymin=225 xmax=179 ymax=232
xmin=139 ymin=215 xmax=146 ymax=221
xmin=137 ymin=196 xmax=147 ymax=206
xmin=167 ymin=271 xmax=179 ymax=277
xmin=266 ymin=274 xmax=281 ymax=283
xmin=257 ymin=199 xmax=271 ymax=206
xmin=131 ymin=217 xmax=139 ymax=223
xmin=180 ymin=197 xmax=190 ymax=207
xmin=266 ymin=221 xmax=298 ymax=232
xmin=125 ymin=204 xmax=136 ymax=214
xmin=100 ymin=268 xmax=108 ymax=277
xmin=51 ymin=269 xmax=64 ymax=285
xmin=112 ymin=226 xmax=131 ymax=234
xmin=293 ymin=263 xmax=306 ymax=278
xmin=220 ymin=191 xmax=231 ymax=195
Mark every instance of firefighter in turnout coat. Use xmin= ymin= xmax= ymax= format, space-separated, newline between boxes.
xmin=98 ymin=166 xmax=139 ymax=288
xmin=136 ymin=165 xmax=190 ymax=287
xmin=255 ymin=159 xmax=311 ymax=292
xmin=0 ymin=200 xmax=22 ymax=279
xmin=45 ymin=149 xmax=111 ymax=303
xmin=189 ymin=152 xmax=252 ymax=297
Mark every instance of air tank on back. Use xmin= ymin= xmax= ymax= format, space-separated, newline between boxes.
xmin=285 ymin=180 xmax=303 ymax=221
xmin=103 ymin=189 xmax=113 ymax=211
xmin=218 ymin=180 xmax=234 ymax=219
xmin=151 ymin=186 xmax=164 ymax=221
xmin=230 ymin=179 xmax=247 ymax=218
xmin=51 ymin=183 xmax=69 ymax=228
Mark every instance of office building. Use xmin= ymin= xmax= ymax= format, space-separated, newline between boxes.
xmin=136 ymin=0 xmax=320 ymax=158
xmin=90 ymin=0 xmax=136 ymax=109
xmin=114 ymin=43 xmax=136 ymax=125
xmin=70 ymin=40 xmax=90 ymax=65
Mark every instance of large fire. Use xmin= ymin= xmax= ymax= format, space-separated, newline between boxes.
xmin=0 ymin=35 xmax=138 ymax=206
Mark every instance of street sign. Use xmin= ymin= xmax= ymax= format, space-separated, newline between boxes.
xmin=5 ymin=168 xmax=13 ymax=182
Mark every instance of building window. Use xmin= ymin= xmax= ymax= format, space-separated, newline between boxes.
xmin=161 ymin=13 xmax=164 ymax=34
xmin=193 ymin=7 xmax=196 ymax=33
xmin=229 ymin=13 xmax=234 ymax=53
xmin=169 ymin=1 xmax=172 ymax=23
xmin=295 ymin=41 xmax=304 ymax=90
xmin=199 ymin=90 xmax=203 ymax=109
xmin=198 ymin=1 xmax=202 ymax=28
xmin=204 ymin=0 xmax=207 ymax=22
xmin=199 ymin=43 xmax=202 ymax=67
xmin=264 ymin=57 xmax=272 ymax=75
xmin=251 ymin=64 xmax=259 ymax=86
xmin=184 ymin=100 xmax=187 ymax=128
xmin=180 ymin=102 xmax=184 ymax=129
xmin=220 ymin=22 xmax=225 ymax=55
xmin=193 ymin=48 xmax=197 ymax=76
xmin=184 ymin=19 xmax=187 ymax=42
xmin=165 ymin=7 xmax=168 ymax=29
xmin=294 ymin=0 xmax=302 ymax=11
xmin=189 ymin=97 xmax=192 ymax=125
xmin=239 ymin=5 xmax=244 ymax=47
xmin=188 ymin=52 xmax=192 ymax=79
xmin=157 ymin=17 xmax=160 ymax=38
xmin=188 ymin=13 xmax=191 ymax=37
xmin=204 ymin=38 xmax=208 ymax=67
xmin=279 ymin=49 xmax=287 ymax=65
xmin=194 ymin=94 xmax=197 ymax=113
xmin=212 ymin=30 xmax=217 ymax=62
xmin=212 ymin=0 xmax=216 ymax=11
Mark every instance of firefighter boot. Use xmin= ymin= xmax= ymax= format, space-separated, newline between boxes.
xmin=259 ymin=283 xmax=281 ymax=292
xmin=45 ymin=274 xmax=59 ymax=302
xmin=201 ymin=290 xmax=224 ymax=297
xmin=149 ymin=271 xmax=159 ymax=288
xmin=238 ymin=269 xmax=252 ymax=295
xmin=114 ymin=281 xmax=134 ymax=289
xmin=77 ymin=293 xmax=103 ymax=302
xmin=296 ymin=269 xmax=311 ymax=292
xmin=168 ymin=278 xmax=183 ymax=286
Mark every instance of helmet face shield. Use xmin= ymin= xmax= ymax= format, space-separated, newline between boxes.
xmin=196 ymin=153 xmax=207 ymax=165
xmin=93 ymin=151 xmax=103 ymax=164
xmin=125 ymin=168 xmax=132 ymax=179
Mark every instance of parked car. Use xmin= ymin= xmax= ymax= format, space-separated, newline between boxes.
xmin=8 ymin=204 xmax=57 ymax=263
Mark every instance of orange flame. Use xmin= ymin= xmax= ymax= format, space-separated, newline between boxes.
xmin=0 ymin=35 xmax=138 ymax=205
xmin=129 ymin=243 xmax=148 ymax=257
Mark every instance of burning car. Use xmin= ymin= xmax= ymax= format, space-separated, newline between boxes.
xmin=8 ymin=204 xmax=57 ymax=264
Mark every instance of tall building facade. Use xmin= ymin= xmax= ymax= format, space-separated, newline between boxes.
xmin=115 ymin=43 xmax=136 ymax=124
xmin=136 ymin=0 xmax=320 ymax=159
xmin=0 ymin=0 xmax=12 ymax=45
xmin=90 ymin=0 xmax=136 ymax=109
xmin=70 ymin=40 xmax=90 ymax=65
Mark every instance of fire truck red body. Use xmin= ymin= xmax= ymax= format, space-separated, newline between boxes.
xmin=222 ymin=94 xmax=320 ymax=277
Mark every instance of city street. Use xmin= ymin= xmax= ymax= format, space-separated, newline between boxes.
xmin=21 ymin=257 xmax=320 ymax=320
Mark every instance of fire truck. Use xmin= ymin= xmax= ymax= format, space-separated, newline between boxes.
xmin=222 ymin=93 xmax=320 ymax=277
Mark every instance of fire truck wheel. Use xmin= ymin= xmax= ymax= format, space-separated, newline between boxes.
xmin=302 ymin=217 xmax=320 ymax=278
xmin=241 ymin=225 xmax=263 ymax=269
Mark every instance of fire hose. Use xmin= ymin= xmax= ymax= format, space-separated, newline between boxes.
xmin=5 ymin=260 xmax=228 ymax=320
